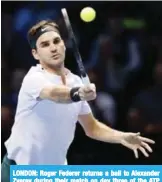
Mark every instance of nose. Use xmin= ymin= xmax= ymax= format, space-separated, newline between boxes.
xmin=50 ymin=44 xmax=57 ymax=52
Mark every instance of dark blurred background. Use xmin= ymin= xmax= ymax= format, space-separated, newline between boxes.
xmin=1 ymin=1 xmax=162 ymax=164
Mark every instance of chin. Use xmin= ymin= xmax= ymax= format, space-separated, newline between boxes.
xmin=50 ymin=60 xmax=64 ymax=69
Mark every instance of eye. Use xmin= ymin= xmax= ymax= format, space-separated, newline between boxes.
xmin=41 ymin=42 xmax=49 ymax=47
xmin=53 ymin=38 xmax=61 ymax=44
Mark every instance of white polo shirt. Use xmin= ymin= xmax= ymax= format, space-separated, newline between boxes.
xmin=5 ymin=64 xmax=91 ymax=165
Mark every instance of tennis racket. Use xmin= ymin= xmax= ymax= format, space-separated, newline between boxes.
xmin=61 ymin=8 xmax=90 ymax=85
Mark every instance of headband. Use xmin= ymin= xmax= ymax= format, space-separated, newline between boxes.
xmin=28 ymin=24 xmax=60 ymax=49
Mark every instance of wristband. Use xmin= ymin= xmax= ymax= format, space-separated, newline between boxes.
xmin=70 ymin=87 xmax=81 ymax=102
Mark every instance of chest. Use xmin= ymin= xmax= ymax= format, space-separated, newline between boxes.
xmin=46 ymin=74 xmax=79 ymax=88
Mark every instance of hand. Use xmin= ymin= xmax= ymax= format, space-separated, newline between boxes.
xmin=79 ymin=83 xmax=96 ymax=101
xmin=121 ymin=132 xmax=155 ymax=158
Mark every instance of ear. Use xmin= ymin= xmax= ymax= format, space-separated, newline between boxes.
xmin=32 ymin=49 xmax=39 ymax=60
xmin=61 ymin=39 xmax=66 ymax=51
xmin=63 ymin=43 xmax=66 ymax=52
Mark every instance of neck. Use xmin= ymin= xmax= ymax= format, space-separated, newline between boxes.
xmin=41 ymin=63 xmax=67 ymax=85
xmin=41 ymin=63 xmax=65 ymax=76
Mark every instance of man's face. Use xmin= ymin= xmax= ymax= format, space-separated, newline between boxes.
xmin=32 ymin=31 xmax=66 ymax=69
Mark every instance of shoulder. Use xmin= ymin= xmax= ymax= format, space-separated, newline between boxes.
xmin=23 ymin=72 xmax=45 ymax=84
xmin=21 ymin=66 xmax=48 ymax=88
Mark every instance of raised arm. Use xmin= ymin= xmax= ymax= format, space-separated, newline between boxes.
xmin=39 ymin=84 xmax=96 ymax=103
xmin=78 ymin=113 xmax=155 ymax=158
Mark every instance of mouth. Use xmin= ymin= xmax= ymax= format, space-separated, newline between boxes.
xmin=52 ymin=54 xmax=60 ymax=59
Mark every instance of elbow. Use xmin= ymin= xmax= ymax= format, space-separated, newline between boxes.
xmin=85 ymin=130 xmax=93 ymax=138
xmin=85 ymin=123 xmax=98 ymax=139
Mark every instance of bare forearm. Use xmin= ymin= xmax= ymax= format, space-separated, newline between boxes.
xmin=87 ymin=120 xmax=124 ymax=144
xmin=79 ymin=113 xmax=155 ymax=158
xmin=40 ymin=85 xmax=71 ymax=103
xmin=40 ymin=83 xmax=96 ymax=103
xmin=50 ymin=86 xmax=71 ymax=102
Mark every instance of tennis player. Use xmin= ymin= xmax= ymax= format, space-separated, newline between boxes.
xmin=2 ymin=20 xmax=155 ymax=181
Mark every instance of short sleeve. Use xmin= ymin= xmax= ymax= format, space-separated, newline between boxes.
xmin=22 ymin=73 xmax=53 ymax=100
xmin=79 ymin=101 xmax=92 ymax=115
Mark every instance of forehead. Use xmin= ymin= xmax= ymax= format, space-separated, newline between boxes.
xmin=36 ymin=31 xmax=61 ymax=44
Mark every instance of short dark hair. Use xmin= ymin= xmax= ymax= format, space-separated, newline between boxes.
xmin=27 ymin=20 xmax=60 ymax=49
